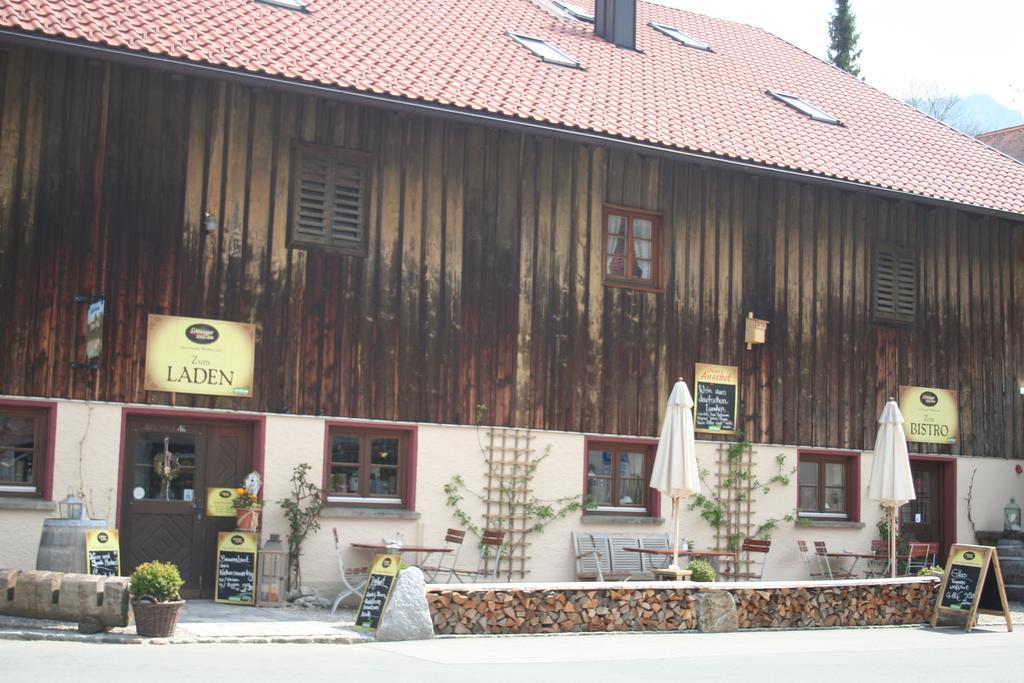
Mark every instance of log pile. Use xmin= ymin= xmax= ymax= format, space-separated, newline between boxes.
xmin=733 ymin=583 xmax=937 ymax=628
xmin=427 ymin=582 xmax=937 ymax=635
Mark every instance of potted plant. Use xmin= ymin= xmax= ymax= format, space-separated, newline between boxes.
xmin=130 ymin=561 xmax=185 ymax=637
xmin=233 ymin=487 xmax=261 ymax=530
xmin=687 ymin=559 xmax=717 ymax=582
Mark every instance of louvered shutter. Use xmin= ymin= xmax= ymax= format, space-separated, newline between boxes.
xmin=291 ymin=144 xmax=368 ymax=255
xmin=874 ymin=244 xmax=917 ymax=324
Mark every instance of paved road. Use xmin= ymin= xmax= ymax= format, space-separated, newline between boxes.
xmin=3 ymin=625 xmax=1021 ymax=682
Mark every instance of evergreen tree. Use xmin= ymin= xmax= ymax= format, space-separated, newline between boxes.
xmin=827 ymin=0 xmax=862 ymax=77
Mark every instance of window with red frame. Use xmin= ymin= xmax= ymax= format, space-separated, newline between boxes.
xmin=327 ymin=428 xmax=405 ymax=506
xmin=603 ymin=206 xmax=662 ymax=289
xmin=0 ymin=408 xmax=47 ymax=496
xmin=585 ymin=443 xmax=654 ymax=514
xmin=798 ymin=453 xmax=853 ymax=519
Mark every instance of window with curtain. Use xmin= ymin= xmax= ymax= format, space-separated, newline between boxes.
xmin=585 ymin=443 xmax=654 ymax=515
xmin=603 ymin=206 xmax=662 ymax=289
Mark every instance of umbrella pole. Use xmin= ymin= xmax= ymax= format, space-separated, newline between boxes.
xmin=889 ymin=507 xmax=897 ymax=579
xmin=671 ymin=497 xmax=681 ymax=570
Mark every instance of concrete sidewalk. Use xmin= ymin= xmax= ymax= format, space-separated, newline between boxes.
xmin=0 ymin=600 xmax=371 ymax=644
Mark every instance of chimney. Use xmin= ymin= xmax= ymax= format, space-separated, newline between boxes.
xmin=594 ymin=0 xmax=637 ymax=50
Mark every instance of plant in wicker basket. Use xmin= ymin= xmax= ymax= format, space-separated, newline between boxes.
xmin=130 ymin=561 xmax=186 ymax=637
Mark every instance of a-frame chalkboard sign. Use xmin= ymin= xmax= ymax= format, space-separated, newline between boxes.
xmin=355 ymin=553 xmax=401 ymax=630
xmin=930 ymin=544 xmax=1013 ymax=632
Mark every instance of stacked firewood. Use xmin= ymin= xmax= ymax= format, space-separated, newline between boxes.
xmin=426 ymin=582 xmax=937 ymax=635
xmin=733 ymin=583 xmax=937 ymax=628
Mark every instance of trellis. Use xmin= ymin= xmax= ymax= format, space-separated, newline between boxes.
xmin=481 ymin=428 xmax=534 ymax=580
xmin=712 ymin=442 xmax=756 ymax=577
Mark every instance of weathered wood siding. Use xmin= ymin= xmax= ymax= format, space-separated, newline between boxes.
xmin=1 ymin=47 xmax=1021 ymax=457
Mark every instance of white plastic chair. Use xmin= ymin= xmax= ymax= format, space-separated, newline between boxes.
xmin=330 ymin=527 xmax=369 ymax=617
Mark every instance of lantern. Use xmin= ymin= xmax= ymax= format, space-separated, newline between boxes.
xmin=1005 ymin=498 xmax=1022 ymax=532
xmin=58 ymin=490 xmax=86 ymax=520
xmin=257 ymin=533 xmax=288 ymax=607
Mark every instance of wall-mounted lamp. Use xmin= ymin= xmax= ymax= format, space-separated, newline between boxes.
xmin=1019 ymin=385 xmax=1024 ymax=397
xmin=203 ymin=212 xmax=218 ymax=233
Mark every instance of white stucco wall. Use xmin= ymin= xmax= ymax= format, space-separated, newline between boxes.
xmin=2 ymin=397 xmax=1023 ymax=597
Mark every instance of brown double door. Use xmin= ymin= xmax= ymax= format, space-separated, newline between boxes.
xmin=122 ymin=418 xmax=253 ymax=599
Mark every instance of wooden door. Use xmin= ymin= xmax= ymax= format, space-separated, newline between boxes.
xmin=900 ymin=461 xmax=943 ymax=547
xmin=122 ymin=418 xmax=253 ymax=599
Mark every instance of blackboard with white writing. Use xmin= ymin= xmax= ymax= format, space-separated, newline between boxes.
xmin=694 ymin=379 xmax=737 ymax=435
xmin=216 ymin=550 xmax=256 ymax=605
xmin=87 ymin=549 xmax=120 ymax=577
xmin=940 ymin=564 xmax=979 ymax=610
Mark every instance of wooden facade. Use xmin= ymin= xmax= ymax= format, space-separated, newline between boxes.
xmin=1 ymin=46 xmax=1022 ymax=457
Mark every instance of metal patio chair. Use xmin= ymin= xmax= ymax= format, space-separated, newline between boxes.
xmin=797 ymin=540 xmax=826 ymax=580
xmin=904 ymin=542 xmax=931 ymax=576
xmin=720 ymin=538 xmax=771 ymax=581
xmin=813 ymin=541 xmax=854 ymax=580
xmin=864 ymin=539 xmax=891 ymax=578
xmin=330 ymin=527 xmax=370 ymax=617
xmin=420 ymin=528 xmax=466 ymax=583
xmin=451 ymin=529 xmax=506 ymax=583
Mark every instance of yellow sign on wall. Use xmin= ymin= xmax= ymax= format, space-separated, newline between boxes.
xmin=144 ymin=314 xmax=256 ymax=397
xmin=898 ymin=385 xmax=959 ymax=445
xmin=207 ymin=487 xmax=239 ymax=517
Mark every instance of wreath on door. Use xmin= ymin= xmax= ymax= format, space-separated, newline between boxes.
xmin=153 ymin=436 xmax=181 ymax=500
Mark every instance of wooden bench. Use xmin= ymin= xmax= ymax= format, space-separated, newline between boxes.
xmin=573 ymin=532 xmax=672 ymax=581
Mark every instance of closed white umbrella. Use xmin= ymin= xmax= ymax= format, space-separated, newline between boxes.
xmin=868 ymin=399 xmax=916 ymax=578
xmin=650 ymin=380 xmax=701 ymax=570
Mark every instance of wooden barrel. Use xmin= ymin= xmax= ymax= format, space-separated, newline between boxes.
xmin=35 ymin=518 xmax=109 ymax=575
xmin=996 ymin=539 xmax=1024 ymax=601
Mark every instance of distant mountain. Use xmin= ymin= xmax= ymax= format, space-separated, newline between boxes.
xmin=958 ymin=95 xmax=1024 ymax=134
xmin=903 ymin=93 xmax=1024 ymax=136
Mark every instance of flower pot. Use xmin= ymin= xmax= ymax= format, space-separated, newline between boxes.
xmin=236 ymin=507 xmax=261 ymax=530
xmin=131 ymin=598 xmax=185 ymax=637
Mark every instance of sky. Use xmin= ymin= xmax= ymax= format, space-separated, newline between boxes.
xmin=654 ymin=0 xmax=1024 ymax=113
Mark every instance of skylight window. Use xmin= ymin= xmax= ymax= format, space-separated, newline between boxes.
xmin=648 ymin=22 xmax=711 ymax=51
xmin=768 ymin=90 xmax=842 ymax=125
xmin=255 ymin=0 xmax=305 ymax=10
xmin=508 ymin=33 xmax=580 ymax=68
xmin=552 ymin=1 xmax=595 ymax=23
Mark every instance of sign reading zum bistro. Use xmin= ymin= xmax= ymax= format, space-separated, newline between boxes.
xmin=898 ymin=385 xmax=959 ymax=445
xmin=144 ymin=314 xmax=256 ymax=398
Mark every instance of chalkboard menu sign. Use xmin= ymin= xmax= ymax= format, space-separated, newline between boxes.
xmin=215 ymin=531 xmax=258 ymax=605
xmin=694 ymin=363 xmax=738 ymax=435
xmin=356 ymin=553 xmax=401 ymax=630
xmin=85 ymin=529 xmax=121 ymax=577
xmin=930 ymin=544 xmax=1012 ymax=633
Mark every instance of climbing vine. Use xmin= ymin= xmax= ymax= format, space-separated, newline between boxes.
xmin=687 ymin=434 xmax=796 ymax=552
xmin=443 ymin=405 xmax=588 ymax=579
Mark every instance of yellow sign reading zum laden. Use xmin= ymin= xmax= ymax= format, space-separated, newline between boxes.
xmin=144 ymin=314 xmax=256 ymax=398
xmin=898 ymin=385 xmax=959 ymax=445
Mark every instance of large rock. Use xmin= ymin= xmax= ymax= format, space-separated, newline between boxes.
xmin=376 ymin=567 xmax=434 ymax=642
xmin=695 ymin=590 xmax=737 ymax=633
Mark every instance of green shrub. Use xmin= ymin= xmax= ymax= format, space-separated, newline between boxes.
xmin=688 ymin=559 xmax=716 ymax=582
xmin=916 ymin=565 xmax=944 ymax=577
xmin=130 ymin=561 xmax=184 ymax=602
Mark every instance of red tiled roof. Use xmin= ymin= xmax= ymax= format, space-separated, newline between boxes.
xmin=3 ymin=0 xmax=1023 ymax=216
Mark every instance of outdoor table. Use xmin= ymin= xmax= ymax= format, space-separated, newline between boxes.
xmin=622 ymin=547 xmax=738 ymax=574
xmin=822 ymin=551 xmax=879 ymax=578
xmin=350 ymin=542 xmax=452 ymax=570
